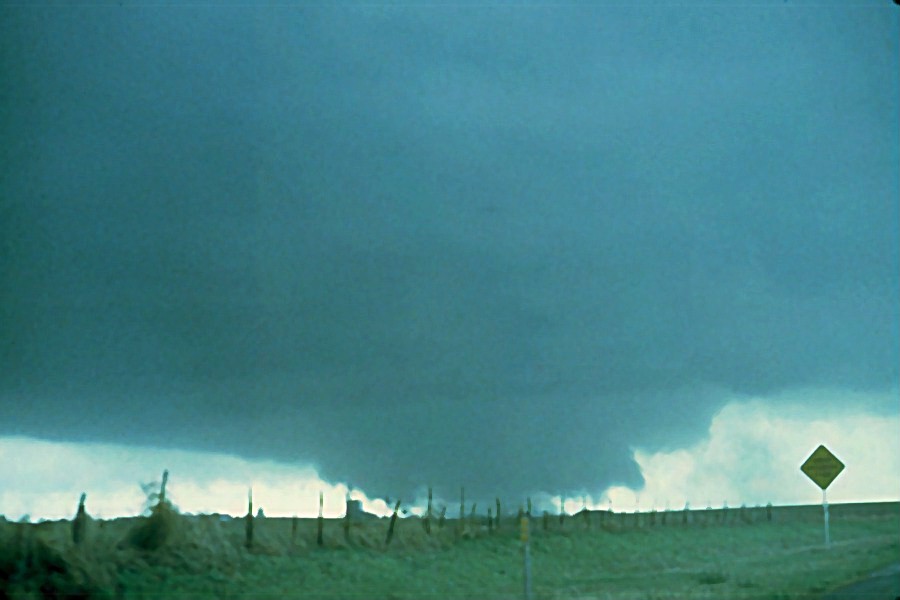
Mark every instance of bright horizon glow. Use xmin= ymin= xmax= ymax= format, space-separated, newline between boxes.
xmin=1 ymin=390 xmax=897 ymax=522
xmin=0 ymin=437 xmax=396 ymax=521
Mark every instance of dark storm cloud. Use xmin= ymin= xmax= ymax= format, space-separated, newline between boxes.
xmin=2 ymin=3 xmax=897 ymax=504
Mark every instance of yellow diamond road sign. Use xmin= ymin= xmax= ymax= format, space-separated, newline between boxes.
xmin=801 ymin=445 xmax=845 ymax=490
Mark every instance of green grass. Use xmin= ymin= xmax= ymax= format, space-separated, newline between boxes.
xmin=1 ymin=507 xmax=897 ymax=599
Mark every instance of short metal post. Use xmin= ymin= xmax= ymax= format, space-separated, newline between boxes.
xmin=823 ymin=489 xmax=830 ymax=548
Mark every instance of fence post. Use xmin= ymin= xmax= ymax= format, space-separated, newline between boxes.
xmin=343 ymin=493 xmax=351 ymax=542
xmin=386 ymin=499 xmax=402 ymax=546
xmin=317 ymin=491 xmax=324 ymax=547
xmin=160 ymin=470 xmax=169 ymax=505
xmin=496 ymin=498 xmax=502 ymax=531
xmin=559 ymin=495 xmax=565 ymax=528
xmin=424 ymin=486 xmax=433 ymax=535
xmin=245 ymin=488 xmax=254 ymax=549
xmin=459 ymin=487 xmax=465 ymax=534
xmin=72 ymin=493 xmax=87 ymax=546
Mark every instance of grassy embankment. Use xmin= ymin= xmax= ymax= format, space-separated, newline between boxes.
xmin=1 ymin=500 xmax=897 ymax=599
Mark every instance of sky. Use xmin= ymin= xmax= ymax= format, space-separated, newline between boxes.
xmin=1 ymin=1 xmax=898 ymax=519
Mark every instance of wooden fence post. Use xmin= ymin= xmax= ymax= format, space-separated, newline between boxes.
xmin=72 ymin=493 xmax=87 ymax=546
xmin=160 ymin=470 xmax=169 ymax=505
xmin=495 ymin=498 xmax=501 ymax=530
xmin=317 ymin=491 xmax=324 ymax=547
xmin=343 ymin=493 xmax=351 ymax=542
xmin=424 ymin=486 xmax=433 ymax=535
xmin=245 ymin=488 xmax=254 ymax=549
xmin=385 ymin=499 xmax=402 ymax=546
xmin=559 ymin=495 xmax=565 ymax=528
xmin=459 ymin=487 xmax=465 ymax=533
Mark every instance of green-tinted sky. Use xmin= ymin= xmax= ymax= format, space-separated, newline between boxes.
xmin=1 ymin=1 xmax=897 ymax=504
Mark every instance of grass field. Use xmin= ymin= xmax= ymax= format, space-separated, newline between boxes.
xmin=1 ymin=503 xmax=897 ymax=599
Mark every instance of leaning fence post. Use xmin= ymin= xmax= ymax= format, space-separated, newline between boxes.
xmin=385 ymin=499 xmax=402 ymax=546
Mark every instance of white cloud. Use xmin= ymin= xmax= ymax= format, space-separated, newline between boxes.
xmin=596 ymin=389 xmax=900 ymax=512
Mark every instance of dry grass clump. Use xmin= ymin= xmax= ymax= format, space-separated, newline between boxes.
xmin=122 ymin=469 xmax=185 ymax=552
xmin=123 ymin=499 xmax=182 ymax=552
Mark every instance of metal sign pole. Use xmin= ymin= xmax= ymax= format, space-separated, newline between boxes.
xmin=801 ymin=445 xmax=843 ymax=550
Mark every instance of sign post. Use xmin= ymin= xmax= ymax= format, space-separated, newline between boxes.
xmin=800 ymin=445 xmax=845 ymax=549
